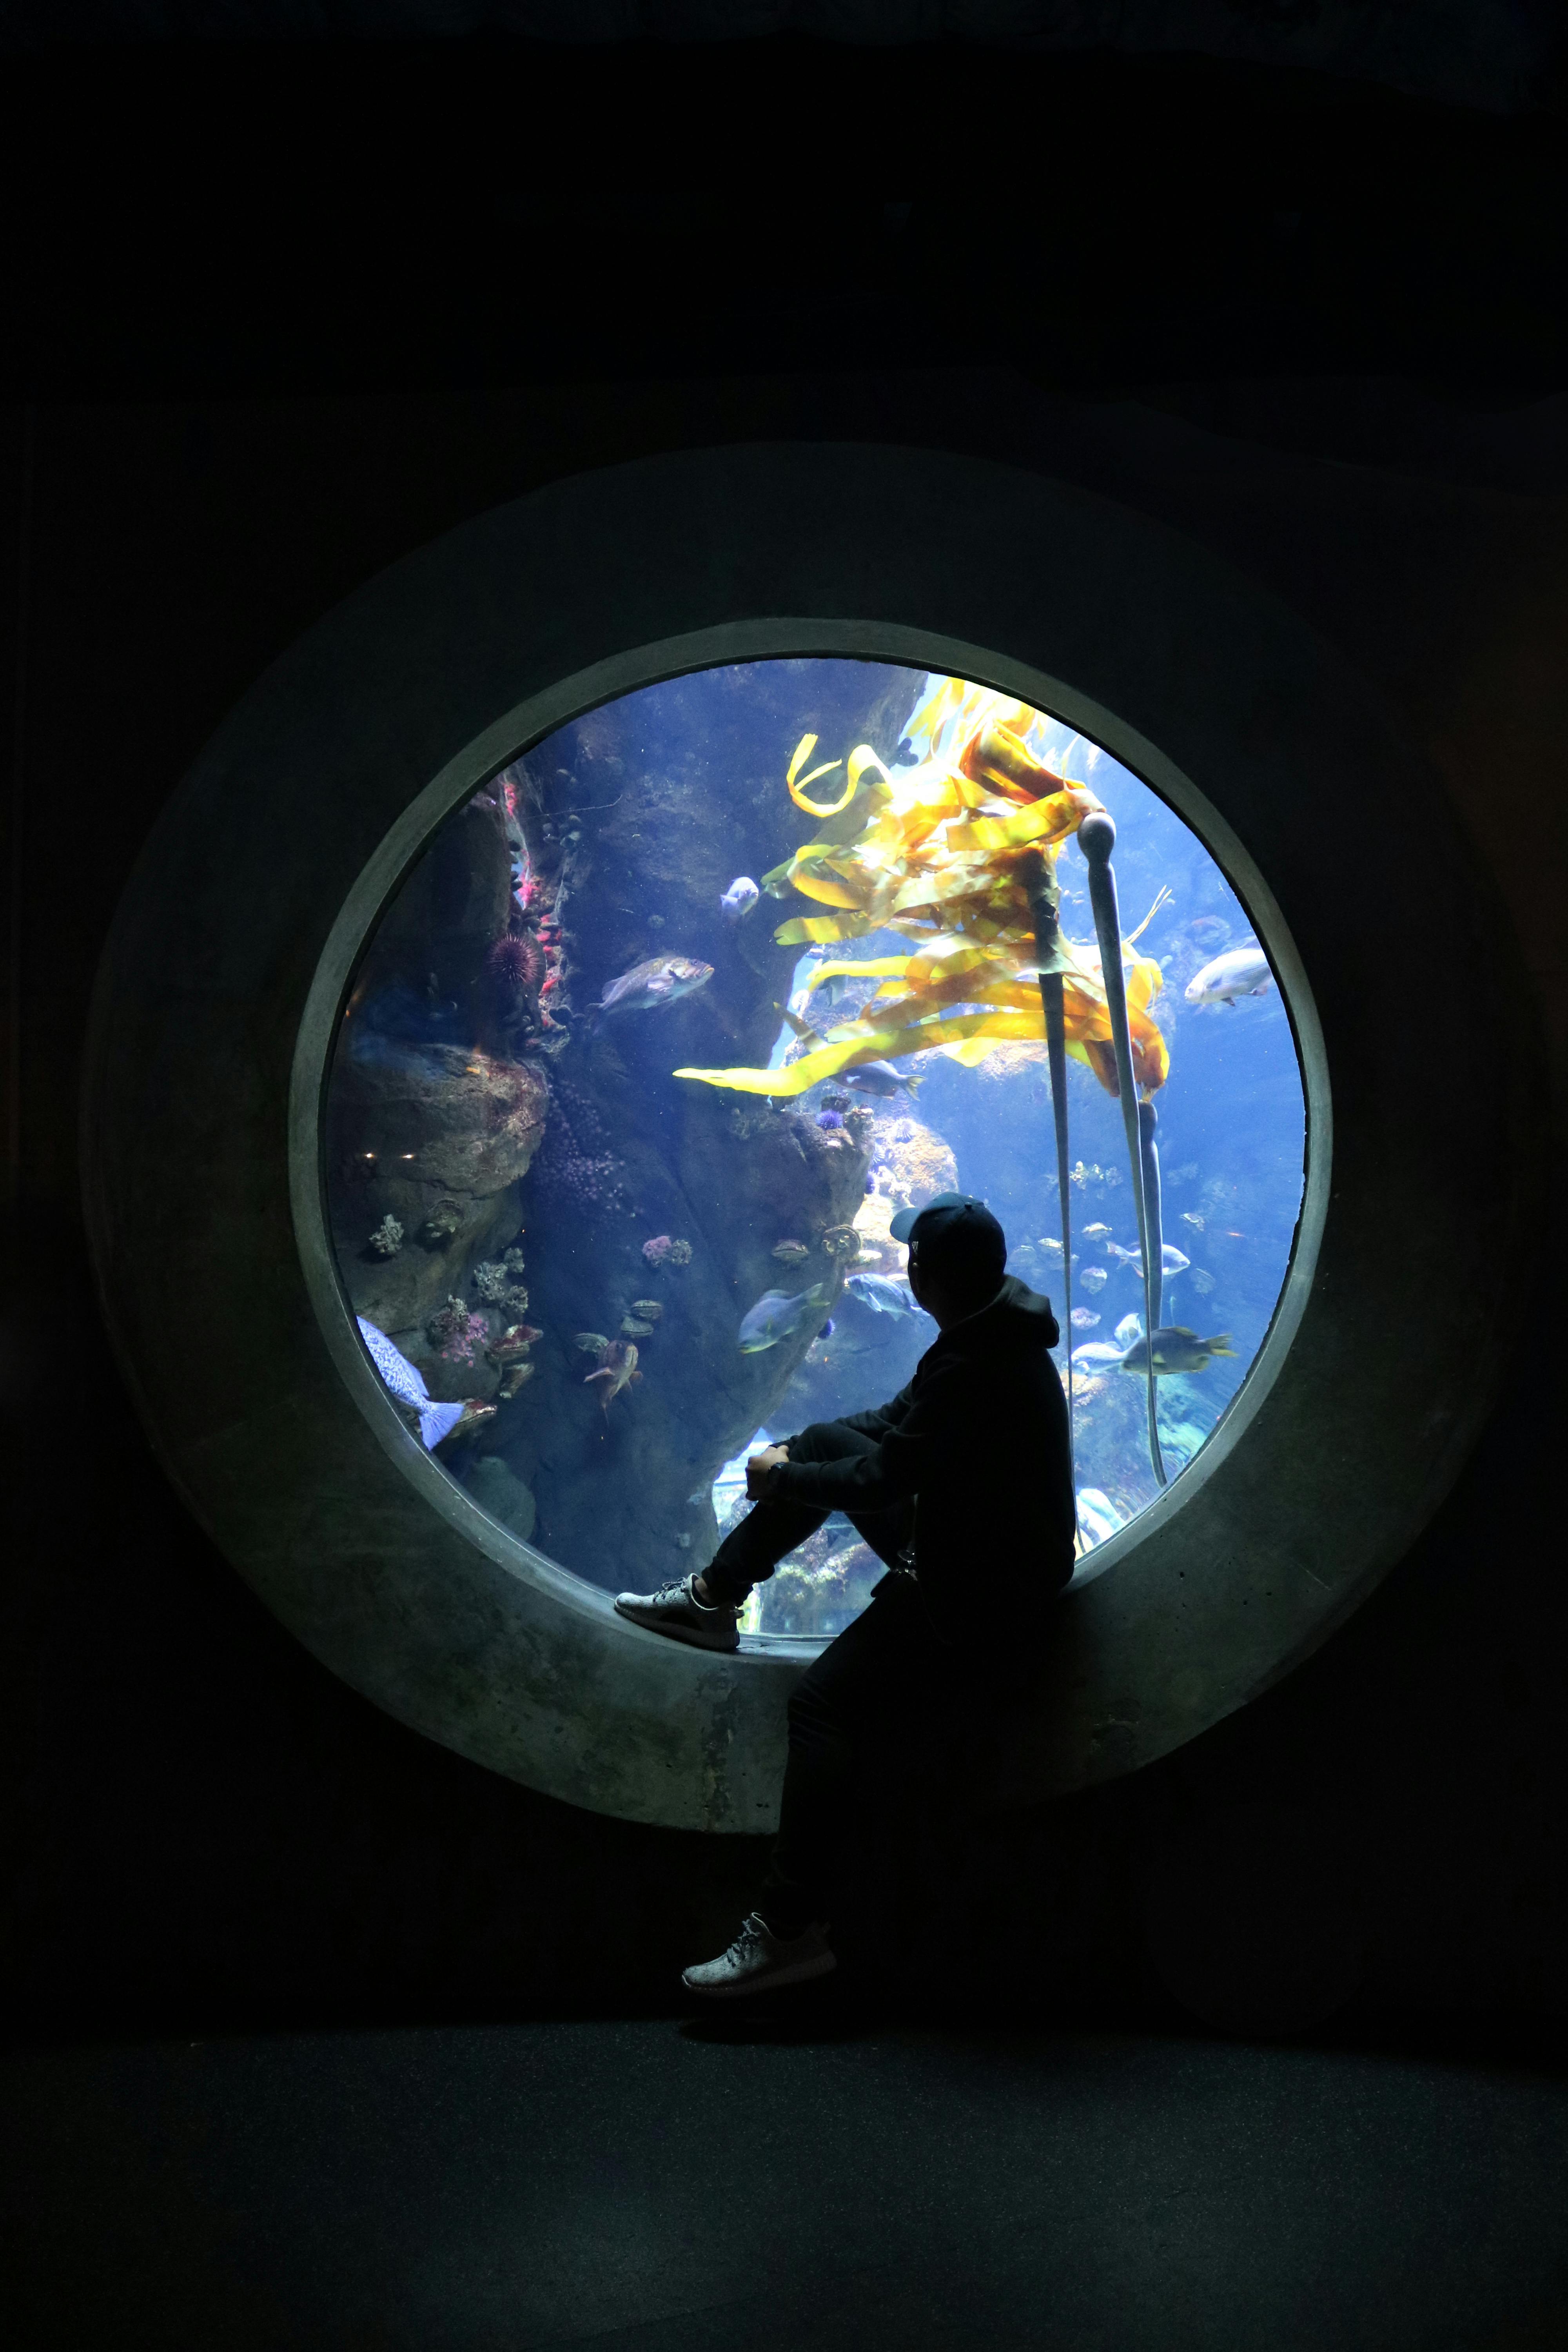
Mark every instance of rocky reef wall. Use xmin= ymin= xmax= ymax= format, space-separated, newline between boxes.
xmin=466 ymin=660 xmax=915 ymax=1591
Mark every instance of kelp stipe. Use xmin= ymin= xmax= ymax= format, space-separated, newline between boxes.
xmin=1139 ymin=1097 xmax=1164 ymax=1331
xmin=1080 ymin=813 xmax=1166 ymax=1488
xmin=1021 ymin=844 xmax=1079 ymax=1518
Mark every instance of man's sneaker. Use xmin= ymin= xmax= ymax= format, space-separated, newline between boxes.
xmin=614 ymin=1574 xmax=740 ymax=1653
xmin=682 ymin=1913 xmax=837 ymax=1999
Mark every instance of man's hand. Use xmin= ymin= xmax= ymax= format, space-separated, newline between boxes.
xmin=745 ymin=1443 xmax=789 ymax=1499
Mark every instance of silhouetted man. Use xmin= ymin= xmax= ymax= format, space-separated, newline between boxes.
xmin=616 ymin=1193 xmax=1075 ymax=1996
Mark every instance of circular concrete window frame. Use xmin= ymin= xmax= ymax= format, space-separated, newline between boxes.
xmin=82 ymin=443 xmax=1529 ymax=1832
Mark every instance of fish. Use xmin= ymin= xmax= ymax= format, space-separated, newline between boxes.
xmin=1113 ymin=1313 xmax=1143 ymax=1348
xmin=842 ymin=1059 xmax=920 ymax=1098
xmin=585 ymin=1338 xmax=642 ymax=1412
xmin=1071 ymin=1341 xmax=1127 ymax=1368
xmin=1079 ymin=1265 xmax=1108 ymax=1293
xmin=1082 ymin=1221 xmax=1112 ymax=1241
xmin=845 ymin=1271 xmax=928 ymax=1319
xmin=355 ymin=1316 xmax=471 ymax=1451
xmin=1180 ymin=1212 xmax=1205 ymax=1231
xmin=720 ymin=876 xmax=760 ymax=922
xmin=1184 ymin=946 xmax=1273 ymax=1007
xmin=594 ymin=953 xmax=714 ymax=1018
xmin=771 ymin=1240 xmax=811 ymax=1264
xmin=1118 ymin=1326 xmax=1238 ymax=1376
xmin=738 ymin=1281 xmax=831 ymax=1353
xmin=1070 ymin=1307 xmax=1101 ymax=1330
xmin=1108 ymin=1240 xmax=1190 ymax=1278
xmin=438 ymin=1398 xmax=498 ymax=1444
xmin=818 ymin=1317 xmax=835 ymax=1338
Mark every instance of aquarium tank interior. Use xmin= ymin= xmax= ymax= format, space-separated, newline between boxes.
xmin=322 ymin=660 xmax=1307 ymax=1642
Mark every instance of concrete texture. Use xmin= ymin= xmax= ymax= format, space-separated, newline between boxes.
xmin=7 ymin=349 xmax=1568 ymax=2040
xmin=80 ymin=439 xmax=1534 ymax=1828
xmin=4 ymin=2018 xmax=1567 ymax=2352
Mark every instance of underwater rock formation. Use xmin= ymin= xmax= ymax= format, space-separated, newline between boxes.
xmin=328 ymin=1042 xmax=548 ymax=1332
xmin=462 ymin=1454 xmax=537 ymax=1544
xmin=867 ymin=1112 xmax=959 ymax=1211
xmin=455 ymin=662 xmax=907 ymax=1592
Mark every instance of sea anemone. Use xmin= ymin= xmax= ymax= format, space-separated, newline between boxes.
xmin=816 ymin=1109 xmax=844 ymax=1131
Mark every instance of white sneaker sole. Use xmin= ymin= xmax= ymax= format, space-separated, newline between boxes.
xmin=613 ymin=1599 xmax=739 ymax=1653
xmin=682 ymin=1948 xmax=838 ymax=1999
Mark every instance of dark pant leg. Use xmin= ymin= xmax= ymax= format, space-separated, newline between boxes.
xmin=702 ymin=1420 xmax=914 ymax=1608
xmin=757 ymin=1576 xmax=938 ymax=1936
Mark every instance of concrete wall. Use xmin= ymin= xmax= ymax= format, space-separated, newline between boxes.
xmin=3 ymin=369 xmax=1566 ymax=2038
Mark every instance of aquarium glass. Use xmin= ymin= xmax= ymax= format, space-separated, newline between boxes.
xmin=323 ymin=659 xmax=1307 ymax=1642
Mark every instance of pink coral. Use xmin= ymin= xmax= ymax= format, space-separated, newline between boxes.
xmin=426 ymin=1296 xmax=491 ymax=1365
xmin=642 ymin=1235 xmax=693 ymax=1268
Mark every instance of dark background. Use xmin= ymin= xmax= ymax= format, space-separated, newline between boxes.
xmin=3 ymin=21 xmax=1567 ymax=2045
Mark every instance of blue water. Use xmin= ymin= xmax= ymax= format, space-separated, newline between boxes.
xmin=327 ymin=655 xmax=1308 ymax=1639
xmin=746 ymin=686 xmax=1307 ymax=1583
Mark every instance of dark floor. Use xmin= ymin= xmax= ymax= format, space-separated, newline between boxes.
xmin=4 ymin=2015 xmax=1566 ymax=2352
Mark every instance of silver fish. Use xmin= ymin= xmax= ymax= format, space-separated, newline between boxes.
xmin=1184 ymin=946 xmax=1273 ymax=1006
xmin=595 ymin=953 xmax=714 ymax=1017
xmin=845 ymin=1271 xmax=927 ymax=1319
xmin=1119 ymin=1326 xmax=1238 ymax=1376
xmin=1180 ymin=1212 xmax=1205 ymax=1231
xmin=1113 ymin=1313 xmax=1143 ymax=1349
xmin=1071 ymin=1341 xmax=1127 ymax=1368
xmin=1081 ymin=1221 xmax=1112 ymax=1241
xmin=842 ymin=1058 xmax=919 ymax=1098
xmin=738 ymin=1281 xmax=830 ymax=1353
xmin=720 ymin=876 xmax=760 ymax=922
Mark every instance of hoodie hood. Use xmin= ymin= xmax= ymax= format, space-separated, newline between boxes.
xmin=938 ymin=1272 xmax=1060 ymax=1357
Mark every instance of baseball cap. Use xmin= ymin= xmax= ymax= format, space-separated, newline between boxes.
xmin=889 ymin=1192 xmax=1007 ymax=1279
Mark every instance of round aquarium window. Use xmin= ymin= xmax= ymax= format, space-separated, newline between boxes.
xmin=323 ymin=658 xmax=1306 ymax=1641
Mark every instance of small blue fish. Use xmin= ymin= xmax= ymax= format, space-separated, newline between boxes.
xmin=818 ymin=1318 xmax=835 ymax=1338
xmin=738 ymin=1282 xmax=830 ymax=1353
xmin=720 ymin=876 xmax=760 ymax=923
xmin=845 ymin=1271 xmax=929 ymax=1320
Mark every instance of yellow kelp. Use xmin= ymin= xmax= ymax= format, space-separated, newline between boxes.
xmin=675 ymin=679 xmax=1173 ymax=1102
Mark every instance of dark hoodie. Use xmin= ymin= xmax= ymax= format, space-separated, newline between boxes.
xmin=764 ymin=1274 xmax=1076 ymax=1626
